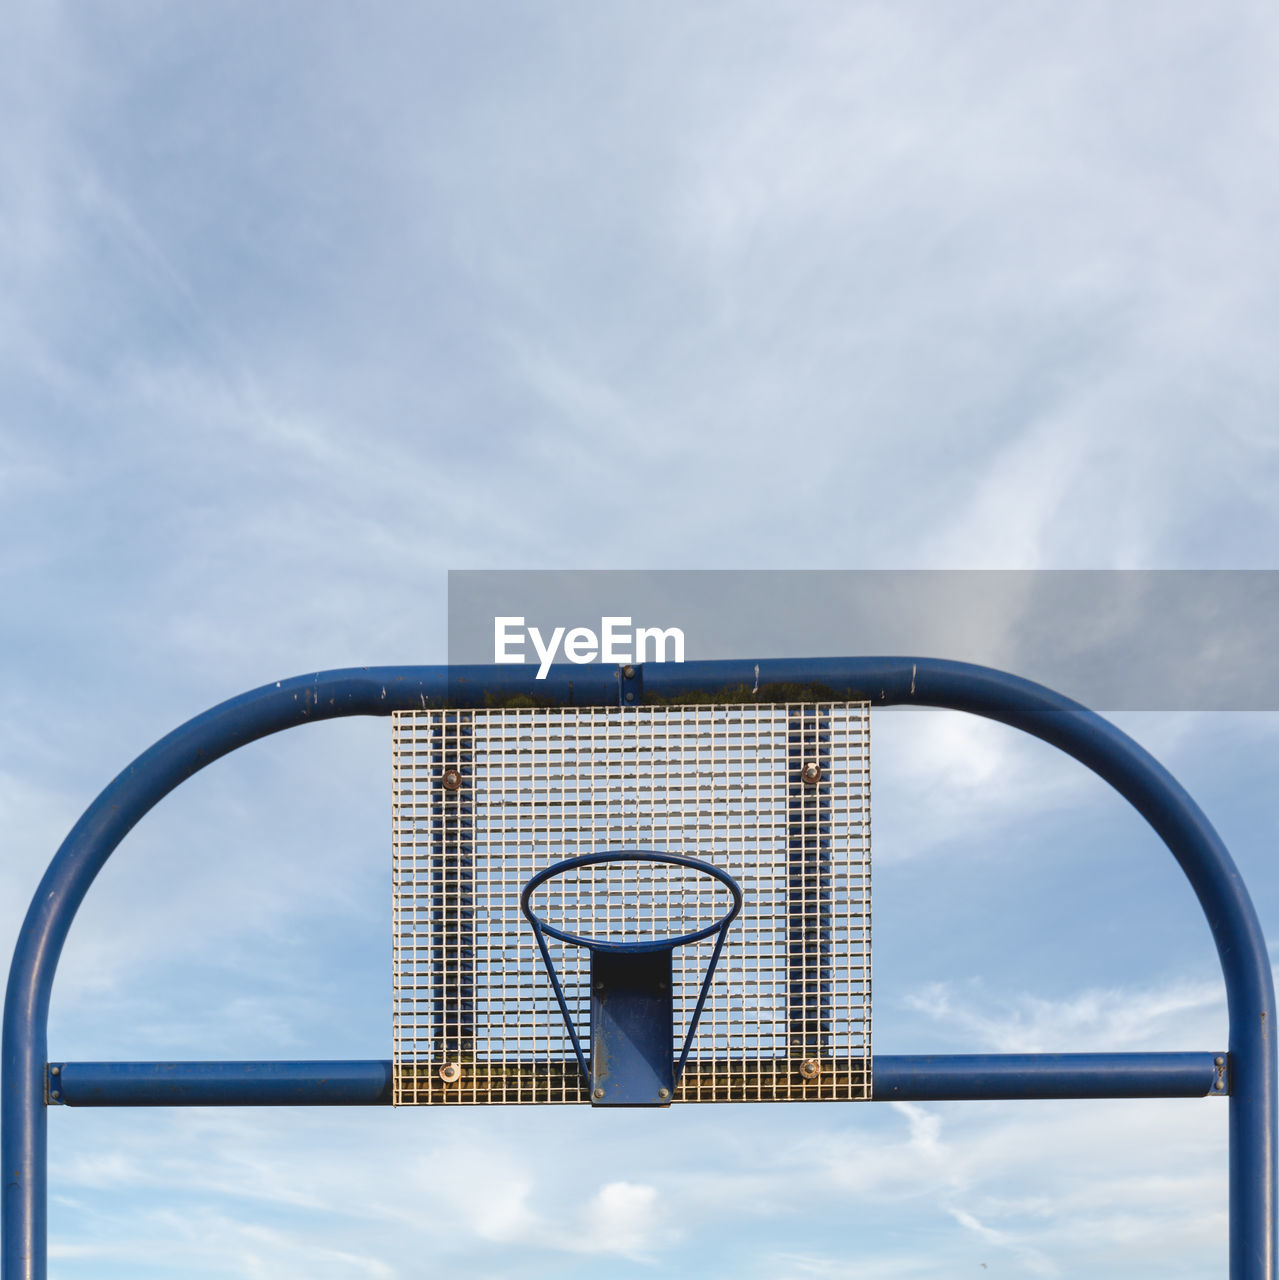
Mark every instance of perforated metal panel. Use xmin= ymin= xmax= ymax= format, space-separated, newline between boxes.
xmin=392 ymin=703 xmax=871 ymax=1104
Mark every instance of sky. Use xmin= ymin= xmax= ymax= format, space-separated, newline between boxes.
xmin=3 ymin=2 xmax=1279 ymax=1276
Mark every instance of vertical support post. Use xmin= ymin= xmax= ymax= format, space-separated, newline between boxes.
xmin=432 ymin=712 xmax=474 ymax=1073
xmin=1230 ymin=986 xmax=1275 ymax=1276
xmin=0 ymin=1009 xmax=44 ymax=1280
xmin=787 ymin=707 xmax=832 ymax=1064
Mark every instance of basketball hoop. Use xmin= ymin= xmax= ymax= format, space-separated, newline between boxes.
xmin=521 ymin=850 xmax=743 ymax=1106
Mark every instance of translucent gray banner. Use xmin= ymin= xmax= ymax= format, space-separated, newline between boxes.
xmin=448 ymin=570 xmax=1279 ymax=710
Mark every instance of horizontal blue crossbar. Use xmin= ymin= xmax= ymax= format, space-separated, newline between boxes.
xmin=49 ymin=1060 xmax=394 ymax=1107
xmin=47 ymin=1053 xmax=1226 ymax=1106
xmin=873 ymin=1052 xmax=1226 ymax=1100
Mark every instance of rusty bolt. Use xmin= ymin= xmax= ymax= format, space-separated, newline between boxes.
xmin=622 ymin=665 xmax=636 ymax=679
xmin=439 ymin=1063 xmax=461 ymax=1083
xmin=800 ymin=1058 xmax=822 ymax=1080
xmin=440 ymin=768 xmax=463 ymax=791
xmin=801 ymin=761 xmax=822 ymax=785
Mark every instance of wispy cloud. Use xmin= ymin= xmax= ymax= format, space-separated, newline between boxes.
xmin=903 ymin=974 xmax=1228 ymax=1053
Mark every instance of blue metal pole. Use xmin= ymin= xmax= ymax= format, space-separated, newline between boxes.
xmin=645 ymin=656 xmax=1276 ymax=1276
xmin=46 ymin=1053 xmax=1224 ymax=1106
xmin=2 ymin=669 xmax=438 ymax=1280
xmin=51 ymin=1060 xmax=395 ymax=1107
xmin=1 ymin=661 xmax=626 ymax=1277
xmin=872 ymin=1052 xmax=1225 ymax=1101
xmin=4 ymin=658 xmax=1273 ymax=1277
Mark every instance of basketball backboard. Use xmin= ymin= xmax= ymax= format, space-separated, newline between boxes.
xmin=391 ymin=701 xmax=871 ymax=1105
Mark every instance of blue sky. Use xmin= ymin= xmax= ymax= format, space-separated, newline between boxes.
xmin=3 ymin=2 xmax=1279 ymax=1276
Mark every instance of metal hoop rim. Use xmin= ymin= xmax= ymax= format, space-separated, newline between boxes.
xmin=519 ymin=849 xmax=744 ymax=954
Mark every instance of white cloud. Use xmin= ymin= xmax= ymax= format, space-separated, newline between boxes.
xmin=572 ymin=1181 xmax=665 ymax=1259
xmin=872 ymin=708 xmax=1105 ymax=863
xmin=947 ymin=1205 xmax=1059 ymax=1278
xmin=902 ymin=974 xmax=1227 ymax=1053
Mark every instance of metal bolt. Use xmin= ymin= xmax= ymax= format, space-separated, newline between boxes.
xmin=1216 ymin=1079 xmax=1226 ymax=1090
xmin=50 ymin=1090 xmax=61 ymax=1102
xmin=624 ymin=692 xmax=635 ymax=703
xmin=440 ymin=768 xmax=462 ymax=792
xmin=1215 ymin=1056 xmax=1225 ymax=1066
xmin=800 ymin=1058 xmax=821 ymax=1080
xmin=657 ymin=1088 xmax=670 ymax=1100
xmin=49 ymin=1065 xmax=60 ymax=1076
xmin=439 ymin=1063 xmax=461 ymax=1083
xmin=595 ymin=980 xmax=604 ymax=990
xmin=801 ymin=761 xmax=822 ymax=785
xmin=622 ymin=665 xmax=636 ymax=679
xmin=593 ymin=1087 xmax=605 ymax=1100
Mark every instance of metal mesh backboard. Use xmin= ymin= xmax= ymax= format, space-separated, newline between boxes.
xmin=391 ymin=703 xmax=871 ymax=1104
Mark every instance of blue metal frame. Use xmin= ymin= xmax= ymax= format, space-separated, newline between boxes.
xmin=3 ymin=658 xmax=1274 ymax=1277
xmin=45 ymin=1052 xmax=1225 ymax=1106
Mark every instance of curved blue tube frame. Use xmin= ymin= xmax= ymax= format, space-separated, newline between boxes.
xmin=3 ymin=658 xmax=1274 ymax=1277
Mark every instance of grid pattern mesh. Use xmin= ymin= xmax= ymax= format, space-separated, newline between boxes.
xmin=392 ymin=703 xmax=870 ymax=1104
